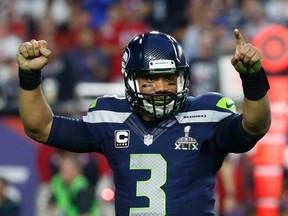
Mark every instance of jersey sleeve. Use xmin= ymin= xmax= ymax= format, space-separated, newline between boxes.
xmin=46 ymin=115 xmax=100 ymax=153
xmin=199 ymin=93 xmax=263 ymax=153
xmin=214 ymin=114 xmax=263 ymax=153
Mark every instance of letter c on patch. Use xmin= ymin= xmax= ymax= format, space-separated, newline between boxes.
xmin=116 ymin=131 xmax=129 ymax=143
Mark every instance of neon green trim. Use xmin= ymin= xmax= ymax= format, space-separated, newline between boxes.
xmin=89 ymin=97 xmax=99 ymax=109
xmin=216 ymin=97 xmax=237 ymax=113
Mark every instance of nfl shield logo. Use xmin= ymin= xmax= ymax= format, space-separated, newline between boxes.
xmin=144 ymin=134 xmax=153 ymax=146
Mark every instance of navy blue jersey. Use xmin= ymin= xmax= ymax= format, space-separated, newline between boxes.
xmin=47 ymin=92 xmax=260 ymax=216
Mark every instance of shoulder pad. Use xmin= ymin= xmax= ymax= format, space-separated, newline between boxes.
xmin=215 ymin=96 xmax=237 ymax=113
xmin=187 ymin=92 xmax=237 ymax=113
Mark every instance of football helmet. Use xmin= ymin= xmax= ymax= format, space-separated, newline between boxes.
xmin=122 ymin=31 xmax=190 ymax=120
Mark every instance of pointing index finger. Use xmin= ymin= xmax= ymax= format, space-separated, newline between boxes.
xmin=234 ymin=28 xmax=245 ymax=50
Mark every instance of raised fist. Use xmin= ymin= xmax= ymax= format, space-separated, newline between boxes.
xmin=17 ymin=39 xmax=51 ymax=71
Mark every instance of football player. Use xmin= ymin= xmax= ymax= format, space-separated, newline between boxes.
xmin=17 ymin=29 xmax=270 ymax=215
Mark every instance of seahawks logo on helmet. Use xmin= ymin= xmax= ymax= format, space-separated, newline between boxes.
xmin=122 ymin=48 xmax=130 ymax=76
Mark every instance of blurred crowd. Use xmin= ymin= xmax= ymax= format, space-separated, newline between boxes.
xmin=0 ymin=0 xmax=288 ymax=215
xmin=1 ymin=0 xmax=288 ymax=114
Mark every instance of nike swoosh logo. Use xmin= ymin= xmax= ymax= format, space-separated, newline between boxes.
xmin=226 ymin=102 xmax=234 ymax=109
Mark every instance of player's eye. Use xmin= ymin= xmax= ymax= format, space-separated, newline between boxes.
xmin=165 ymin=75 xmax=177 ymax=85
xmin=138 ymin=74 xmax=155 ymax=82
xmin=166 ymin=74 xmax=177 ymax=81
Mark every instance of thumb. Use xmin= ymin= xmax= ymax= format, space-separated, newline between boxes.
xmin=39 ymin=47 xmax=51 ymax=59
xmin=38 ymin=40 xmax=51 ymax=58
xmin=38 ymin=40 xmax=48 ymax=49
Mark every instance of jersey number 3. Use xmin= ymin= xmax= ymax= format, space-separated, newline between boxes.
xmin=129 ymin=154 xmax=167 ymax=216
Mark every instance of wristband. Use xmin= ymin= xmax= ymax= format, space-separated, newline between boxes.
xmin=19 ymin=68 xmax=42 ymax=90
xmin=240 ymin=67 xmax=270 ymax=101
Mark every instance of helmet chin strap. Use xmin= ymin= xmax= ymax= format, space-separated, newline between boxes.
xmin=142 ymin=99 xmax=175 ymax=118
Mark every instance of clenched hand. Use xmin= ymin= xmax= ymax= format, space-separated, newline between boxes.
xmin=17 ymin=39 xmax=51 ymax=71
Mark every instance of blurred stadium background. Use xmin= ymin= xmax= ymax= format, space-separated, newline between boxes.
xmin=0 ymin=0 xmax=287 ymax=215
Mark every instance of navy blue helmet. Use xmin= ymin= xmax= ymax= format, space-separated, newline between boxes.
xmin=122 ymin=31 xmax=190 ymax=120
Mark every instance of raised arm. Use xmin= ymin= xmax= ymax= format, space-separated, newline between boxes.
xmin=231 ymin=29 xmax=271 ymax=137
xmin=17 ymin=39 xmax=53 ymax=143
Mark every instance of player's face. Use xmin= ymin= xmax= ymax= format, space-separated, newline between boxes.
xmin=137 ymin=73 xmax=178 ymax=95
xmin=136 ymin=72 xmax=179 ymax=121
